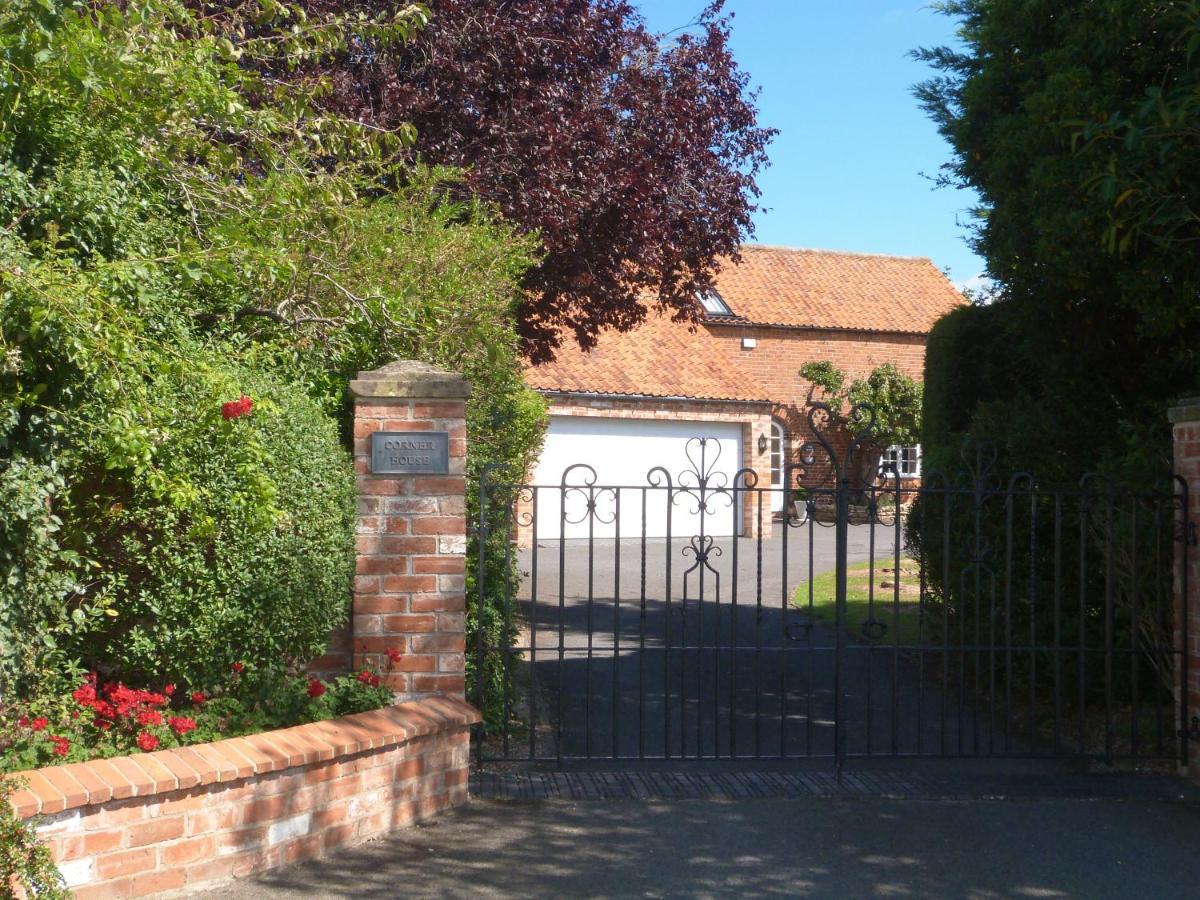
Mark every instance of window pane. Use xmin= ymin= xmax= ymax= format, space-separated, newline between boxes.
xmin=698 ymin=289 xmax=732 ymax=316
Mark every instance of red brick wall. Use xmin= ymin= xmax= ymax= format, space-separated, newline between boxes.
xmin=7 ymin=698 xmax=478 ymax=899
xmin=707 ymin=325 xmax=927 ymax=489
xmin=310 ymin=361 xmax=471 ymax=694
xmin=1171 ymin=400 xmax=1200 ymax=777
xmin=351 ymin=397 xmax=468 ymax=697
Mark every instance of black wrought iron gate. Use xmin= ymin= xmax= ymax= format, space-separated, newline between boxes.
xmin=471 ymin=403 xmax=1191 ymax=770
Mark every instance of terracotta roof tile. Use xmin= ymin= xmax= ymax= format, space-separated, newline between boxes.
xmin=525 ymin=245 xmax=965 ymax=401
xmin=709 ymin=245 xmax=965 ymax=333
xmin=524 ymin=310 xmax=769 ymax=403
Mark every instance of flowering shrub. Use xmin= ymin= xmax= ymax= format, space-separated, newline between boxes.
xmin=0 ymin=654 xmax=398 ymax=773
xmin=221 ymin=394 xmax=254 ymax=421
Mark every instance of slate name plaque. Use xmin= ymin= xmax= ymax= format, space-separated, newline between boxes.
xmin=370 ymin=431 xmax=449 ymax=475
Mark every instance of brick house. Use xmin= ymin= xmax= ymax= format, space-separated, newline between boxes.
xmin=522 ymin=245 xmax=964 ymax=539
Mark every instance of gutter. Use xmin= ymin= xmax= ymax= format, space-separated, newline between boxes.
xmin=537 ymin=389 xmax=774 ymax=407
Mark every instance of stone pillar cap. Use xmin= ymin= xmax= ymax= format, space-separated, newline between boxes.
xmin=1169 ymin=397 xmax=1200 ymax=423
xmin=350 ymin=360 xmax=471 ymax=400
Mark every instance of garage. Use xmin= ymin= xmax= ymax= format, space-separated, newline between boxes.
xmin=531 ymin=415 xmax=745 ymax=540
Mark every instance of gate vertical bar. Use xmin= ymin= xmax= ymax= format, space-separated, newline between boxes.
xmin=613 ymin=490 xmax=621 ymax=760
xmin=1052 ymin=493 xmax=1063 ymax=755
xmin=754 ymin=492 xmax=763 ymax=758
xmin=806 ymin=502 xmax=816 ymax=757
xmin=475 ymin=471 xmax=489 ymax=764
xmin=1027 ymin=491 xmax=1038 ymax=756
xmin=1103 ymin=484 xmax=1115 ymax=765
xmin=834 ymin=465 xmax=849 ymax=777
xmin=730 ymin=478 xmax=740 ymax=758
xmin=1179 ymin=474 xmax=1191 ymax=768
xmin=780 ymin=481 xmax=790 ymax=758
xmin=1155 ymin=497 xmax=1166 ymax=755
xmin=557 ymin=489 xmax=567 ymax=766
xmin=664 ymin=482 xmax=673 ymax=759
xmin=585 ymin=487 xmax=595 ymax=759
xmin=639 ymin=488 xmax=647 ymax=759
xmin=1130 ymin=497 xmax=1139 ymax=761
xmin=529 ymin=488 xmax=539 ymax=761
xmin=891 ymin=476 xmax=901 ymax=756
xmin=502 ymin=496 xmax=514 ymax=760
xmin=865 ymin=493 xmax=876 ymax=754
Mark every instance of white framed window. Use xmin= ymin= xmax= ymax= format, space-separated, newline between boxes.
xmin=769 ymin=421 xmax=784 ymax=486
xmin=698 ymin=288 xmax=733 ymax=317
xmin=769 ymin=421 xmax=786 ymax=514
xmin=881 ymin=444 xmax=921 ymax=478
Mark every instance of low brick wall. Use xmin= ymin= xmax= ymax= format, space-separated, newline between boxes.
xmin=6 ymin=696 xmax=479 ymax=898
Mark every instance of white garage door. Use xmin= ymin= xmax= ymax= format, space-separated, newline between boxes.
xmin=532 ymin=416 xmax=744 ymax=540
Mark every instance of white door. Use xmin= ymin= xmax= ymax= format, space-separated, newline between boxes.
xmin=532 ymin=416 xmax=744 ymax=540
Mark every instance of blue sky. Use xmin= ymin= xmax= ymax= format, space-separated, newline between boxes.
xmin=637 ymin=0 xmax=986 ymax=289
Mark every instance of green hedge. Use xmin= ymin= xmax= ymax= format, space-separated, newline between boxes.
xmin=67 ymin=362 xmax=356 ymax=690
xmin=0 ymin=292 xmax=355 ymax=694
xmin=908 ymin=303 xmax=1177 ymax=718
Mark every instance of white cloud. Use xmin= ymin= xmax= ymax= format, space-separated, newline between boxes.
xmin=954 ymin=273 xmax=994 ymax=296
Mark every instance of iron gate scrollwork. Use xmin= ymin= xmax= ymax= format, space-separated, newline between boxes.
xmin=471 ymin=405 xmax=1191 ymax=771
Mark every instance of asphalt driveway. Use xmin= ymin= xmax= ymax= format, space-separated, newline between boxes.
xmin=203 ymin=792 xmax=1200 ymax=898
xmin=502 ymin=522 xmax=949 ymax=761
xmin=517 ymin=522 xmax=899 ymax=608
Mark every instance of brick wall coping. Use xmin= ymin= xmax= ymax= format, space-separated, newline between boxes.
xmin=1170 ymin=397 xmax=1200 ymax=423
xmin=4 ymin=696 xmax=480 ymax=821
xmin=349 ymin=360 xmax=470 ymax=400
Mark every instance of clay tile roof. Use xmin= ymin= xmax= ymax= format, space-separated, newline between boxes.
xmin=524 ymin=311 xmax=770 ymax=403
xmin=524 ymin=245 xmax=965 ymax=402
xmin=710 ymin=245 xmax=965 ymax=333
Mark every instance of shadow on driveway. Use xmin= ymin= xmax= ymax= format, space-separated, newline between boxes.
xmin=203 ymin=794 xmax=1200 ymax=898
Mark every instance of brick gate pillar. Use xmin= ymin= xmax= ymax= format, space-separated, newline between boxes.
xmin=1170 ymin=397 xmax=1200 ymax=776
xmin=350 ymin=360 xmax=470 ymax=700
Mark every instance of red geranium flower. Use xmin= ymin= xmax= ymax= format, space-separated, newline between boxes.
xmin=231 ymin=661 xmax=246 ymax=674
xmin=190 ymin=691 xmax=207 ymax=706
xmin=137 ymin=710 xmax=163 ymax=727
xmin=31 ymin=717 xmax=48 ymax=732
xmin=386 ymin=647 xmax=403 ymax=664
xmin=356 ymin=670 xmax=382 ymax=688
xmin=306 ymin=678 xmax=326 ymax=699
xmin=168 ymin=716 xmax=197 ymax=737
xmin=221 ymin=394 xmax=254 ymax=421
xmin=49 ymin=736 xmax=70 ymax=758
xmin=72 ymin=677 xmax=97 ymax=705
xmin=164 ymin=683 xmax=176 ymax=697
xmin=89 ymin=699 xmax=115 ymax=720
xmin=17 ymin=716 xmax=28 ymax=728
xmin=136 ymin=731 xmax=158 ymax=752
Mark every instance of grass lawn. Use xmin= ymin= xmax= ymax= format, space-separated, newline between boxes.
xmin=791 ymin=558 xmax=924 ymax=644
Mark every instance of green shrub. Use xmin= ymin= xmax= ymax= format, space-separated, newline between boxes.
xmin=0 ymin=268 xmax=355 ymax=693
xmin=0 ymin=780 xmax=68 ymax=898
xmin=909 ymin=302 xmax=1178 ymax=717
xmin=67 ymin=361 xmax=356 ymax=690
xmin=0 ymin=0 xmax=543 ymax=724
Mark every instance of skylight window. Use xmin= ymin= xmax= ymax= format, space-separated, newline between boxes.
xmin=698 ymin=289 xmax=733 ymax=317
